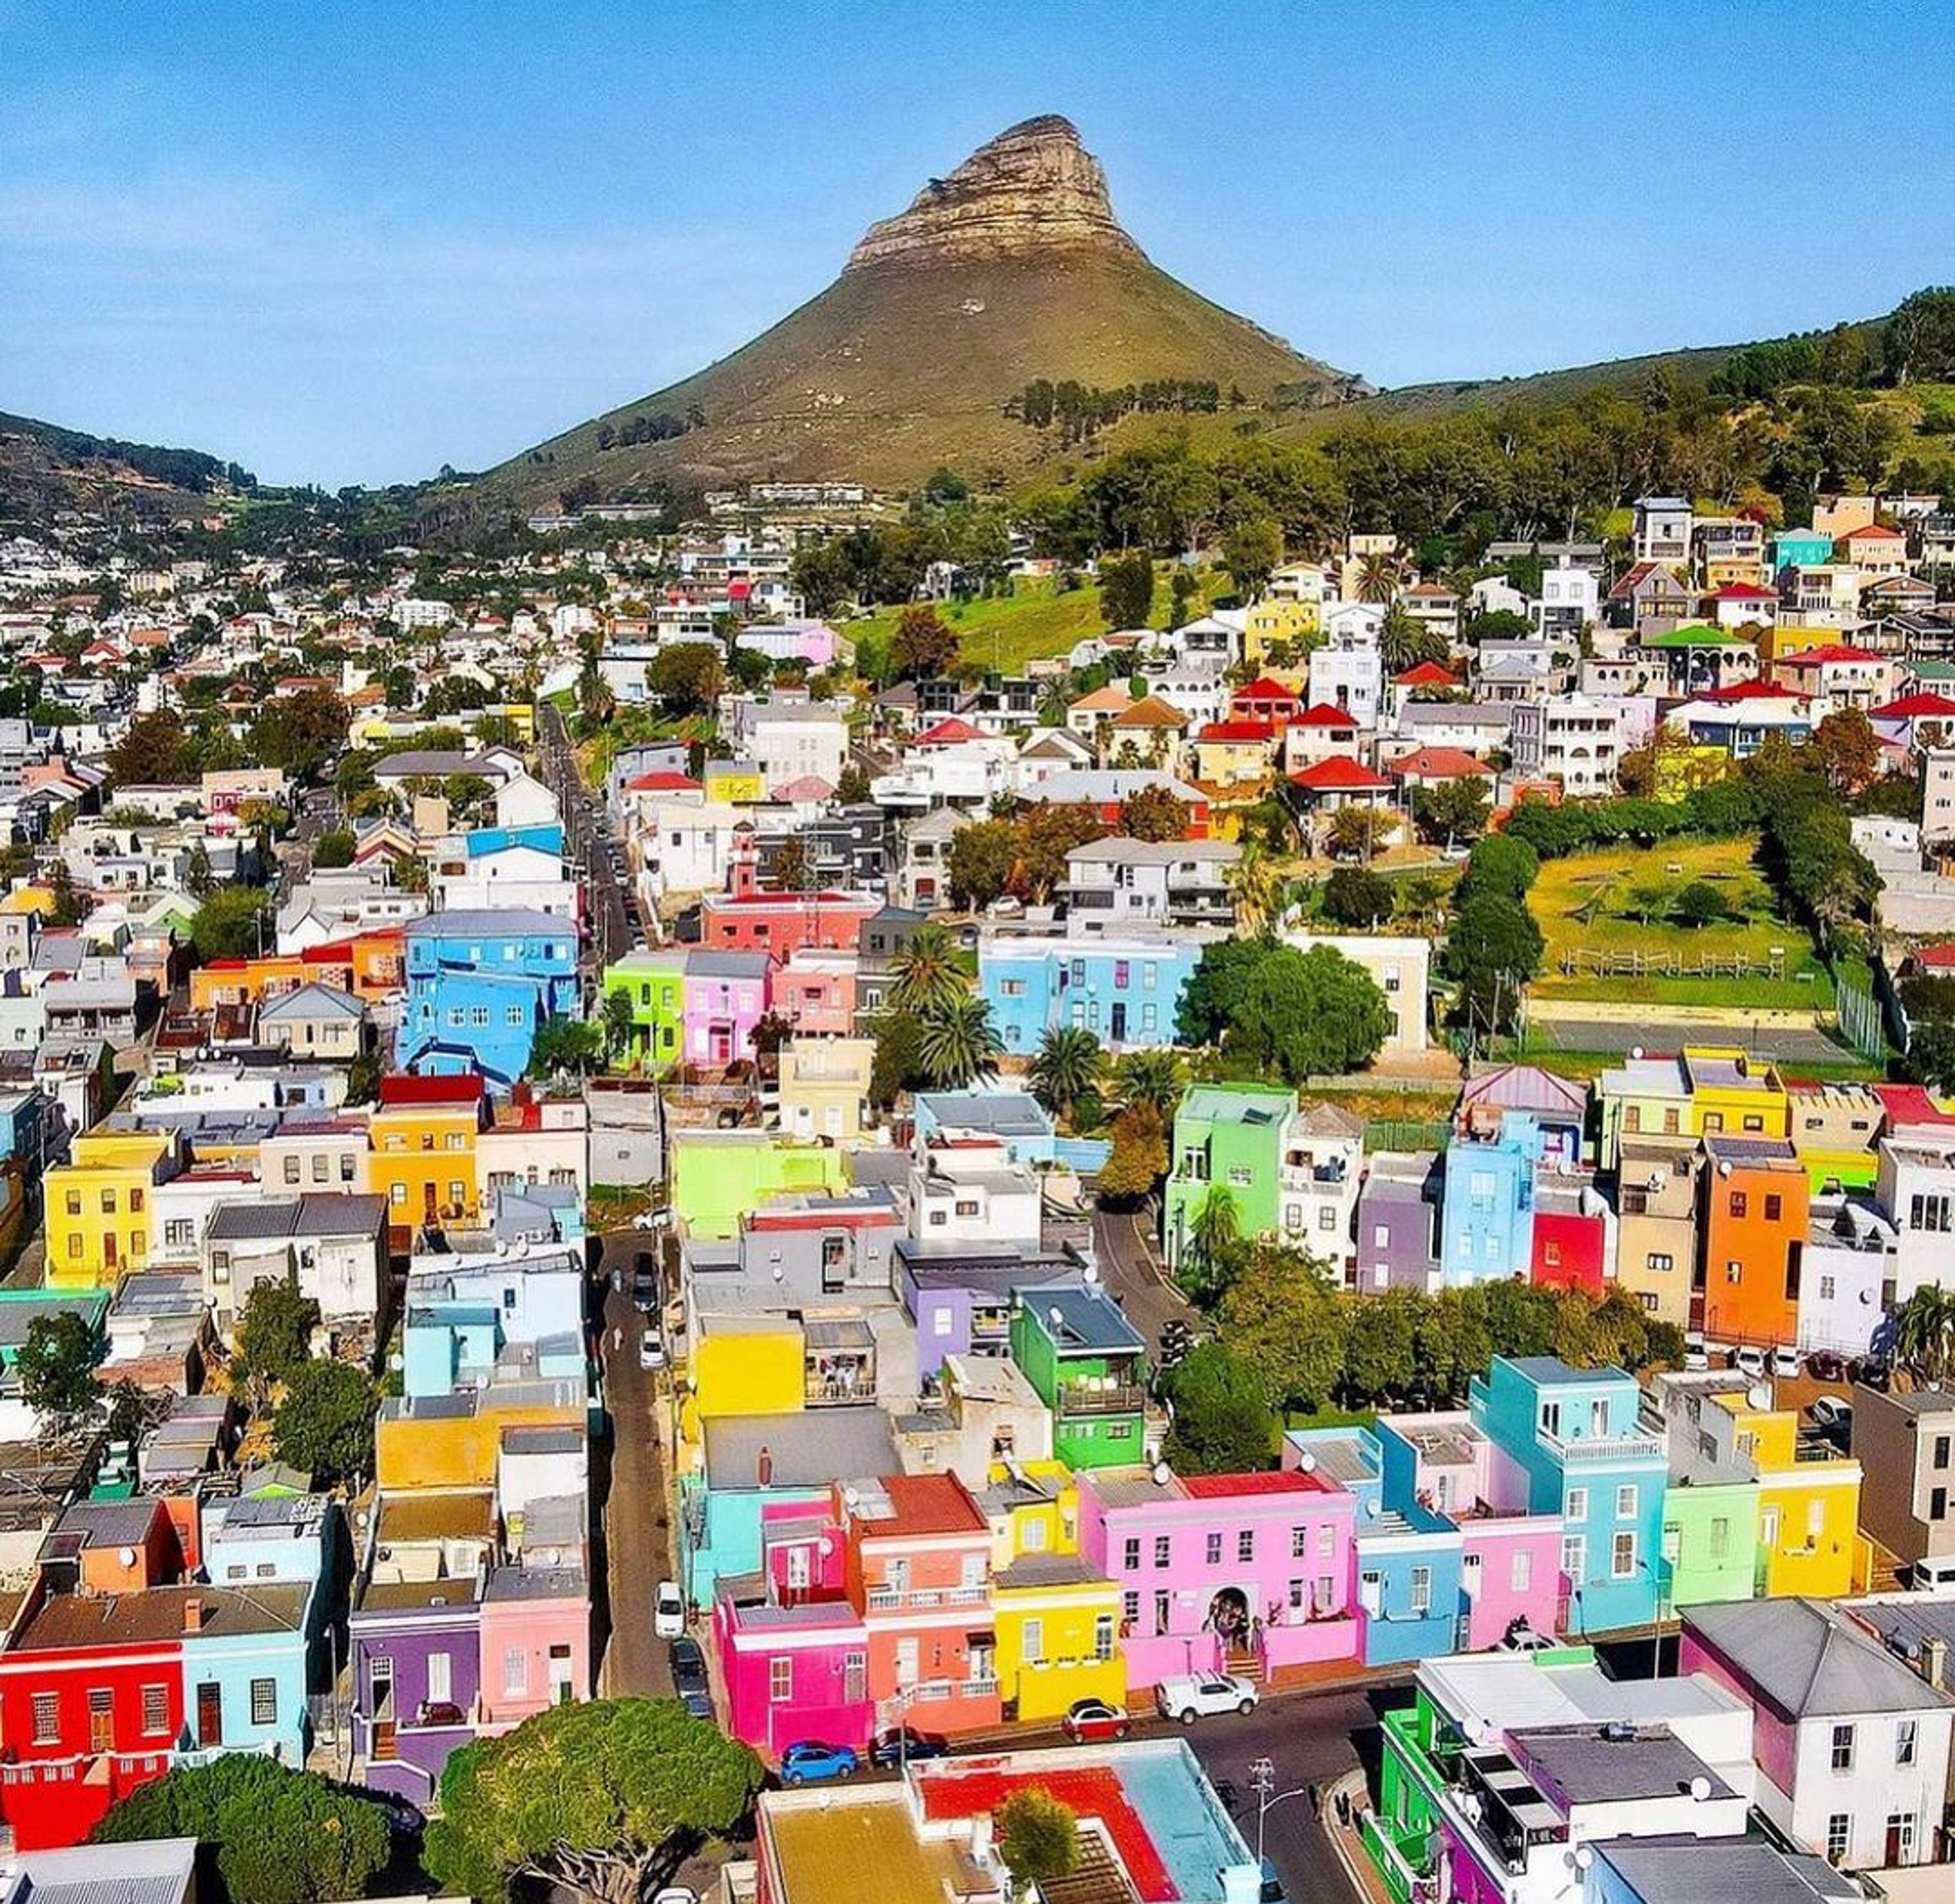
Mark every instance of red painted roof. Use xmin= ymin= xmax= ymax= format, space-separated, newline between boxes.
xmin=1390 ymin=746 xmax=1491 ymax=779
xmin=1293 ymin=703 xmax=1359 ymax=729
xmin=1842 ymin=522 xmax=1904 ymax=540
xmin=378 ymin=1073 xmax=485 ymax=1108
xmin=1875 ymin=1083 xmax=1955 ymax=1130
xmin=1712 ymin=583 xmax=1777 ymax=600
xmin=1696 ymin=679 xmax=1803 ymax=704
xmin=863 ymin=1473 xmax=986 ymax=1538
xmin=1874 ymin=693 xmax=1955 ymax=719
xmin=1780 ymin=645 xmax=1880 ymax=666
xmin=1232 ymin=677 xmax=1301 ymax=705
xmin=1197 ymin=720 xmax=1278 ymax=745
xmin=920 ymin=1769 xmax=1174 ymax=1902
xmin=914 ymin=718 xmax=987 ymax=746
xmin=1394 ymin=660 xmax=1461 ymax=686
xmin=626 ymin=771 xmax=702 ymax=792
xmin=1291 ymin=756 xmax=1394 ymax=792
xmin=1909 ymin=944 xmax=1955 ymax=971
xmin=1180 ymin=1468 xmax=1332 ymax=1498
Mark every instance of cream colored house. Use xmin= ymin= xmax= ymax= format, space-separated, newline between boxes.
xmin=778 ymin=1037 xmax=875 ymax=1145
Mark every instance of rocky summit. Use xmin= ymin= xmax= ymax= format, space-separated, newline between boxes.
xmin=845 ymin=115 xmax=1143 ymax=270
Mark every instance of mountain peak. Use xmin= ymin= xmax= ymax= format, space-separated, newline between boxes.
xmin=846 ymin=115 xmax=1144 ymax=272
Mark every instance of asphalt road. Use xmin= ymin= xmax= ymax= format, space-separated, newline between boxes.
xmin=1526 ymin=1015 xmax=1857 ymax=1066
xmin=1091 ymin=1198 xmax=1196 ymax=1351
xmin=538 ymin=703 xmax=632 ymax=973
xmin=595 ymin=1273 xmax=675 ymax=1701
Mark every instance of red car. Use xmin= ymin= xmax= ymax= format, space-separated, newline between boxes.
xmin=1062 ymin=1698 xmax=1131 ymax=1744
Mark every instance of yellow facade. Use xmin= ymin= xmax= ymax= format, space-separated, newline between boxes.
xmin=990 ymin=1567 xmax=1127 ymax=1722
xmin=1192 ymin=736 xmax=1277 ymax=787
xmin=984 ymin=1462 xmax=1079 ymax=1573
xmin=367 ymin=1104 xmax=481 ymax=1239
xmin=374 ymin=1395 xmax=583 ymax=1490
xmin=777 ymin=1040 xmax=875 ymax=1147
xmin=44 ymin=1133 xmax=176 ymax=1290
xmin=1719 ymin=1396 xmax=1863 ymax=1600
xmin=1651 ymin=742 xmax=1733 ymax=803
xmin=1686 ymin=1047 xmax=1790 ymax=1143
xmin=1757 ymin=622 xmax=1835 ymax=664
xmin=690 ymin=1319 xmax=805 ymax=1419
xmin=705 ymin=764 xmax=766 ymax=805
xmin=1242 ymin=599 xmax=1321 ymax=669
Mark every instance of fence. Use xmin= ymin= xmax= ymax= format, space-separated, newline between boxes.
xmin=1832 ymin=965 xmax=1893 ymax=1063
xmin=1365 ymin=1118 xmax=1450 ymax=1153
xmin=1555 ymin=947 xmax=1792 ymax=981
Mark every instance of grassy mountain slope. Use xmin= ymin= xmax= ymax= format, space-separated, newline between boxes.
xmin=0 ymin=409 xmax=244 ymax=521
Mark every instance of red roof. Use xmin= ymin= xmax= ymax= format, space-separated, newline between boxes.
xmin=1842 ymin=522 xmax=1904 ymax=540
xmin=1780 ymin=645 xmax=1880 ymax=667
xmin=1197 ymin=720 xmax=1277 ymax=745
xmin=1874 ymin=693 xmax=1955 ymax=719
xmin=1291 ymin=756 xmax=1394 ymax=792
xmin=1712 ymin=583 xmax=1776 ymax=601
xmin=1180 ymin=1468 xmax=1331 ymax=1498
xmin=1909 ymin=945 xmax=1955 ymax=971
xmin=1293 ymin=703 xmax=1360 ymax=730
xmin=1875 ymin=1083 xmax=1955 ymax=1131
xmin=1394 ymin=660 xmax=1461 ymax=686
xmin=1232 ymin=677 xmax=1302 ymax=705
xmin=378 ymin=1073 xmax=485 ymax=1108
xmin=1696 ymin=679 xmax=1803 ymax=704
xmin=1390 ymin=746 xmax=1491 ymax=780
xmin=920 ymin=1769 xmax=1173 ymax=1902
xmin=862 ymin=1473 xmax=986 ymax=1537
xmin=914 ymin=718 xmax=986 ymax=746
xmin=626 ymin=771 xmax=701 ymax=793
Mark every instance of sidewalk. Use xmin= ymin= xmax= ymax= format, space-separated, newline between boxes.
xmin=1322 ymin=1767 xmax=1395 ymax=1904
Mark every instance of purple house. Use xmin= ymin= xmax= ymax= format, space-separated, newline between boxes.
xmin=896 ymin=1241 xmax=1085 ymax=1377
xmin=349 ymin=1574 xmax=484 ymax=1802
xmin=1353 ymin=1150 xmax=1439 ymax=1294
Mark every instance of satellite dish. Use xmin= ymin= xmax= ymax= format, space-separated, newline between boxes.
xmin=1296 ymin=1452 xmax=1318 ymax=1473
xmin=1151 ymin=1460 xmax=1172 ymax=1488
xmin=1575 ymin=1846 xmax=1595 ymax=1870
xmin=1630 ymin=1046 xmax=1644 ymax=1061
xmin=119 ymin=1547 xmax=137 ymax=1567
xmin=1049 ymin=1306 xmax=1065 ymax=1329
xmin=1718 ymin=1160 xmax=1732 ymax=1177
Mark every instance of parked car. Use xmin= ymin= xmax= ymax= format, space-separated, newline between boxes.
xmin=1733 ymin=1346 xmax=1767 ymax=1379
xmin=1259 ymin=1861 xmax=1289 ymax=1904
xmin=869 ymin=1726 xmax=950 ymax=1768
xmin=1806 ymin=1349 xmax=1846 ymax=1382
xmin=1909 ymin=1556 xmax=1955 ymax=1595
xmin=1852 ymin=1355 xmax=1892 ymax=1392
xmin=1499 ymin=1619 xmax=1554 ymax=1654
xmin=653 ymin=1890 xmax=699 ymax=1904
xmin=671 ymin=1636 xmax=712 ymax=1720
xmin=1809 ymin=1396 xmax=1852 ymax=1433
xmin=1771 ymin=1346 xmax=1801 ymax=1379
xmin=1061 ymin=1698 xmax=1131 ymax=1744
xmin=1156 ymin=1673 xmax=1259 ymax=1725
xmin=655 ymin=1579 xmax=685 ymax=1639
xmin=779 ymin=1741 xmax=859 ymax=1785
xmin=1682 ymin=1334 xmax=1709 ymax=1372
xmin=639 ymin=1328 xmax=666 ymax=1371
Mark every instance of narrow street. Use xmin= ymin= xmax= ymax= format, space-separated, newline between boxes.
xmin=596 ymin=1278 xmax=675 ymax=1700
xmin=538 ymin=703 xmax=631 ymax=972
xmin=1090 ymin=1198 xmax=1195 ymax=1351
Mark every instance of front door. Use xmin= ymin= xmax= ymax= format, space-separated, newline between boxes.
xmin=422 ymin=1182 xmax=437 ymax=1223
xmin=103 ymin=1233 xmax=117 ymax=1271
xmin=1110 ymin=1003 xmax=1127 ymax=1042
xmin=195 ymin=1682 xmax=222 ymax=1748
xmin=88 ymin=1689 xmax=112 ymax=1753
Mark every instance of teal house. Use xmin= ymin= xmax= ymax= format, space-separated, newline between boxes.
xmin=1766 ymin=528 xmax=1834 ymax=575
xmin=1010 ymin=1283 xmax=1148 ymax=1469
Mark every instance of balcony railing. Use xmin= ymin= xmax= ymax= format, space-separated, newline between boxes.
xmin=1540 ymin=1427 xmax=1660 ymax=1462
xmin=1058 ymin=1382 xmax=1147 ymax=1416
xmin=864 ymin=1584 xmax=990 ymax=1612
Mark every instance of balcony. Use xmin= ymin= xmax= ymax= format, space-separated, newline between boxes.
xmin=863 ymin=1585 xmax=990 ymax=1612
xmin=1057 ymin=1381 xmax=1147 ymax=1416
xmin=1540 ymin=1427 xmax=1661 ymax=1463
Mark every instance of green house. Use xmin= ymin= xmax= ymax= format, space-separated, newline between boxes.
xmin=1162 ymin=1083 xmax=1294 ymax=1273
xmin=601 ymin=949 xmax=686 ymax=1069
xmin=1009 ymin=1282 xmax=1148 ymax=1470
xmin=668 ymin=1130 xmax=849 ymax=1239
xmin=1659 ymin=1474 xmax=1759 ymax=1606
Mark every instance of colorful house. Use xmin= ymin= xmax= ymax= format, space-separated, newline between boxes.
xmin=979 ymin=932 xmax=1203 ymax=1055
xmin=1162 ymin=1084 xmax=1294 ymax=1275
xmin=1076 ymin=1465 xmax=1357 ymax=1689
xmin=600 ymin=948 xmax=685 ymax=1069
xmin=396 ymin=908 xmax=580 ymax=1090
xmin=1467 ymin=1356 xmax=1667 ymax=1635
xmin=349 ymin=1571 xmax=482 ymax=1803
xmin=1438 ymin=1111 xmax=1544 ymax=1286
xmin=669 ymin=1131 xmax=850 ymax=1240
xmin=1009 ymin=1284 xmax=1148 ymax=1471
xmin=44 ymin=1131 xmax=180 ymax=1291
xmin=366 ymin=1073 xmax=488 ymax=1250
xmin=679 ymin=950 xmax=773 ymax=1069
xmin=1696 ymin=1136 xmax=1809 ymax=1348
xmin=989 ymin=1553 xmax=1126 ymax=1724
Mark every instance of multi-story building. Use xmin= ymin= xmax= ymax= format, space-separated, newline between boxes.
xmin=1059 ymin=838 xmax=1237 ymax=934
xmin=1695 ymin=1137 xmax=1809 ymax=1348
xmin=1509 ymin=694 xmax=1622 ymax=798
xmin=1633 ymin=497 xmax=1693 ymax=566
xmin=1612 ymin=1139 xmax=1699 ymax=1328
xmin=43 ymin=1131 xmax=181 ymax=1291
xmin=1851 ymin=1384 xmax=1955 ymax=1577
xmin=1438 ymin=1111 xmax=1543 ymax=1286
xmin=1307 ymin=619 xmax=1385 ymax=729
xmin=1163 ymin=1084 xmax=1295 ymax=1275
xmin=365 ymin=1072 xmax=488 ymax=1251
xmin=979 ymin=931 xmax=1203 ymax=1055
xmin=396 ymin=909 xmax=579 ymax=1090
xmin=1878 ymin=1134 xmax=1955 ymax=1304
xmin=1009 ymin=1283 xmax=1148 ymax=1471
xmin=1281 ymin=930 xmax=1430 ymax=1054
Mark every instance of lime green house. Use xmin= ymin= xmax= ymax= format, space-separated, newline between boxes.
xmin=1009 ymin=1283 xmax=1148 ymax=1470
xmin=601 ymin=949 xmax=686 ymax=1069
xmin=1658 ymin=1473 xmax=1759 ymax=1607
xmin=1163 ymin=1083 xmax=1294 ymax=1274
xmin=668 ymin=1130 xmax=849 ymax=1239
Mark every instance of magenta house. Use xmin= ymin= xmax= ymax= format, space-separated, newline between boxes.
xmin=349 ymin=1574 xmax=483 ymax=1803
xmin=1074 ymin=1466 xmax=1358 ymax=1690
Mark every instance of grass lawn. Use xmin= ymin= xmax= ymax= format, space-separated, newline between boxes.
xmin=1527 ymin=836 xmax=1832 ymax=1010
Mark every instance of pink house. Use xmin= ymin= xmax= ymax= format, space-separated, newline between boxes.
xmin=477 ymin=1569 xmax=594 ymax=1729
xmin=773 ymin=950 xmax=860 ymax=1037
xmin=680 ymin=949 xmax=773 ymax=1070
xmin=1074 ymin=1466 xmax=1358 ymax=1690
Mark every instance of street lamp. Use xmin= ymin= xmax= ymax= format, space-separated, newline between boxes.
xmin=1247 ymin=1756 xmax=1313 ymax=1870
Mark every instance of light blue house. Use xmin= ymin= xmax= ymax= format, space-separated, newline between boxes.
xmin=397 ymin=908 xmax=580 ymax=1090
xmin=979 ymin=932 xmax=1202 ymax=1054
xmin=1468 ymin=1356 xmax=1667 ymax=1635
xmin=179 ymin=1574 xmax=323 ymax=1766
xmin=402 ymin=1246 xmax=586 ymax=1398
xmin=1439 ymin=1111 xmax=1545 ymax=1286
xmin=1766 ymin=529 xmax=1834 ymax=575
xmin=202 ymin=1492 xmax=333 ymax=1590
xmin=913 ymin=1088 xmax=1058 ymax=1163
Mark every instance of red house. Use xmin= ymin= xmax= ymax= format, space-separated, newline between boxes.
xmin=1228 ymin=678 xmax=1303 ymax=729
xmin=1530 ymin=1178 xmax=1607 ymax=1295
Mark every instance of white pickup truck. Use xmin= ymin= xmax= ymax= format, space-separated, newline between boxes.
xmin=1155 ymin=1673 xmax=1259 ymax=1725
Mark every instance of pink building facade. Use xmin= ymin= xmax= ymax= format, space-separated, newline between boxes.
xmin=680 ymin=953 xmax=773 ymax=1069
xmin=1075 ymin=1467 xmax=1359 ymax=1690
xmin=773 ymin=952 xmax=860 ymax=1038
xmin=477 ymin=1575 xmax=594 ymax=1729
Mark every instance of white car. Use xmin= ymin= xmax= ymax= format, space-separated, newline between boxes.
xmin=1810 ymin=1396 xmax=1852 ymax=1433
xmin=1733 ymin=1346 xmax=1767 ymax=1380
xmin=1155 ymin=1673 xmax=1259 ymax=1725
xmin=1771 ymin=1346 xmax=1800 ymax=1379
xmin=1682 ymin=1335 xmax=1709 ymax=1373
xmin=655 ymin=1580 xmax=685 ymax=1639
xmin=1500 ymin=1621 xmax=1554 ymax=1654
xmin=639 ymin=1329 xmax=666 ymax=1371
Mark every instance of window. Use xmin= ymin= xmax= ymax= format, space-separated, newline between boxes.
xmin=1566 ymin=1487 xmax=1588 ymax=1522
xmin=1124 ymin=1538 xmax=1141 ymax=1571
xmin=1123 ymin=1590 xmax=1140 ymax=1625
xmin=283 ymin=1157 xmax=302 ymax=1185
xmin=250 ymin=1679 xmax=277 ymax=1727
xmin=1612 ymin=1532 xmax=1636 ymax=1578
xmin=1615 ymin=1485 xmax=1636 ymax=1520
xmin=1154 ymin=1590 xmax=1170 ymax=1632
xmin=1093 ymin=1614 xmax=1115 ymax=1662
xmin=1541 ymin=1401 xmax=1562 ymax=1438
xmin=1936 ymin=1436 xmax=1951 ymax=1472
xmin=1932 ymin=1487 xmax=1947 ymax=1523
xmin=1831 ymin=1722 xmax=1855 ymax=1770
xmin=1409 ymin=1566 xmax=1431 ymax=1615
xmin=427 ymin=1653 xmax=452 ymax=1705
xmin=1726 ymin=1261 xmax=1742 ymax=1284
xmin=1319 ymin=1523 xmax=1335 ymax=1556
xmin=1648 ymin=1252 xmax=1673 ymax=1273
xmin=1764 ymin=1194 xmax=1782 ymax=1222
xmin=769 ymin=1657 xmax=792 ymax=1703
xmin=1912 ymin=1193 xmax=1953 ymax=1234
xmin=1154 ymin=1535 xmax=1171 ymax=1568
xmin=505 ymin=1648 xmax=528 ymax=1697
xmin=1205 ymin=1532 xmax=1223 ymax=1566
xmin=1022 ymin=1618 xmax=1044 ymax=1663
xmin=1819 ymin=1274 xmax=1836 ymax=1300
xmin=1511 ymin=1550 xmax=1532 ymax=1592
xmin=31 ymin=1691 xmax=59 ymax=1743
xmin=1237 ymin=1529 xmax=1255 ymax=1563
xmin=1897 ymin=1718 xmax=1918 ymax=1767
xmin=1561 ymin=1535 xmax=1586 ymax=1582
xmin=1702 ymin=1515 xmax=1725 ymax=1559
xmin=142 ymin=1683 xmax=169 ymax=1734
xmin=1826 ymin=1815 xmax=1851 ymax=1863
xmin=1728 ymin=1191 xmax=1747 ymax=1218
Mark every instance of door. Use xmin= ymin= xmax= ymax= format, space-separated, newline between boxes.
xmin=195 ymin=1682 xmax=222 ymax=1749
xmin=1110 ymin=1003 xmax=1127 ymax=1043
xmin=895 ymin=1637 xmax=919 ymax=1689
xmin=369 ymin=1659 xmax=396 ymax=1761
xmin=422 ymin=1182 xmax=437 ymax=1223
xmin=88 ymin=1689 xmax=113 ymax=1753
xmin=103 ymin=1233 xmax=117 ymax=1271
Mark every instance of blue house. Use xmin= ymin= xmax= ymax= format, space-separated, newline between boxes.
xmin=402 ymin=1246 xmax=586 ymax=1397
xmin=1766 ymin=529 xmax=1834 ymax=576
xmin=397 ymin=908 xmax=580 ymax=1090
xmin=1468 ymin=1355 xmax=1667 ymax=1635
xmin=979 ymin=932 xmax=1201 ymax=1054
xmin=1439 ymin=1111 xmax=1545 ymax=1286
xmin=913 ymin=1088 xmax=1058 ymax=1164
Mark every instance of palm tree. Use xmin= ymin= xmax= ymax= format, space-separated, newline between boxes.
xmin=1110 ymin=1049 xmax=1186 ymax=1124
xmin=889 ymin=923 xmax=968 ymax=1018
xmin=1028 ymin=1026 xmax=1104 ymax=1126
xmin=1226 ymin=843 xmax=1288 ymax=936
xmin=916 ymin=995 xmax=1004 ymax=1090
xmin=599 ymin=987 xmax=637 ymax=1062
xmin=1378 ymin=603 xmax=1445 ymax=674
xmin=1356 ymin=551 xmax=1402 ymax=605
xmin=1895 ymin=1285 xmax=1955 ymax=1387
xmin=1186 ymin=1186 xmax=1241 ymax=1291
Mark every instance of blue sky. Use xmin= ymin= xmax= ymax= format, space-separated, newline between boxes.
xmin=4 ymin=0 xmax=1952 ymax=488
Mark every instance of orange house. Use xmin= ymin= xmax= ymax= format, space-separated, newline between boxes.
xmin=366 ymin=1072 xmax=487 ymax=1251
xmin=1696 ymin=1136 xmax=1810 ymax=1347
xmin=189 ymin=931 xmax=405 ymax=1013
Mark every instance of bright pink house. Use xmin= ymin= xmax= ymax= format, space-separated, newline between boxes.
xmin=773 ymin=950 xmax=860 ymax=1037
xmin=679 ymin=950 xmax=773 ymax=1070
xmin=1074 ymin=1466 xmax=1358 ymax=1690
xmin=477 ymin=1567 xmax=593 ymax=1728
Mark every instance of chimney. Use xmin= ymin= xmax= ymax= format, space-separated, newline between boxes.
xmin=757 ymin=1443 xmax=774 ymax=1489
xmin=1922 ymin=1636 xmax=1947 ymax=1691
xmin=182 ymin=1597 xmax=205 ymax=1634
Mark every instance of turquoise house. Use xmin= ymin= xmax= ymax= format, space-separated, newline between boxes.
xmin=179 ymin=1572 xmax=324 ymax=1766
xmin=1766 ymin=529 xmax=1834 ymax=575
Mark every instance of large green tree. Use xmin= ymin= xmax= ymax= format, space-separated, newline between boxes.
xmin=231 ymin=1278 xmax=321 ymax=1408
xmin=1163 ymin=1342 xmax=1273 ymax=1475
xmin=915 ymin=994 xmax=1003 ymax=1090
xmin=1445 ymin=894 xmax=1545 ymax=1033
xmin=888 ymin=922 xmax=969 ymax=1018
xmin=425 ymin=1699 xmax=763 ymax=1904
xmin=1098 ymin=551 xmax=1156 ymax=630
xmin=1027 ymin=1026 xmax=1103 ymax=1126
xmin=17 ymin=1311 xmax=104 ymax=1438
xmin=272 ymin=1360 xmax=378 ymax=1490
xmin=1234 ymin=943 xmax=1393 ymax=1083
xmin=191 ymin=886 xmax=274 ymax=961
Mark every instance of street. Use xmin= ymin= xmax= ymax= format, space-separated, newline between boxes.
xmin=1091 ymin=1198 xmax=1195 ymax=1350
xmin=595 ymin=1273 xmax=675 ymax=1700
xmin=538 ymin=702 xmax=632 ymax=972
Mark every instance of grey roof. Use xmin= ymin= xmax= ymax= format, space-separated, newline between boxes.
xmin=1703 ymin=1136 xmax=1799 ymax=1165
xmin=206 ymin=1193 xmax=386 ymax=1241
xmin=1065 ymin=838 xmax=1237 ymax=866
xmin=994 ymin=1554 xmax=1105 ymax=1590
xmin=916 ymin=1089 xmax=1053 ymax=1138
xmin=258 ymin=982 xmax=366 ymax=1022
xmin=408 ymin=907 xmax=569 ymax=936
xmin=1400 ymin=701 xmax=1512 ymax=729
xmin=1502 ymin=1356 xmax=1625 ymax=1385
xmin=50 ymin=1498 xmax=158 ymax=1550
xmin=1683 ymin=1596 xmax=1955 ymax=1717
xmin=1512 ymin=1723 xmax=1732 ymax=1806
xmin=703 ymin=1408 xmax=898 ymax=1490
xmin=0 ymin=1294 xmax=103 ymax=1349
xmin=1586 ymin=1835 xmax=1859 ymax=1904
xmin=685 ymin=949 xmax=772 ymax=979
xmin=1021 ymin=1283 xmax=1144 ymax=1355
xmin=10 ymin=1834 xmax=200 ymax=1904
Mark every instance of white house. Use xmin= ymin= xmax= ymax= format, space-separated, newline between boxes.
xmin=1510 ymin=693 xmax=1622 ymax=797
xmin=1308 ymin=615 xmax=1385 ymax=730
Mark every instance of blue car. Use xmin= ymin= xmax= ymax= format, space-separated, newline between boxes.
xmin=779 ymin=1741 xmax=859 ymax=1785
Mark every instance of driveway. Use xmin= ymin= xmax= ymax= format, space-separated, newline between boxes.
xmin=1091 ymin=1199 xmax=1195 ymax=1351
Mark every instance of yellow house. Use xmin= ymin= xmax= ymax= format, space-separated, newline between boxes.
xmin=1756 ymin=622 xmax=1836 ymax=665
xmin=1717 ymin=1394 xmax=1863 ymax=1600
xmin=44 ymin=1132 xmax=179 ymax=1290
xmin=983 ymin=1461 xmax=1080 ymax=1574
xmin=1651 ymin=740 xmax=1734 ymax=803
xmin=367 ymin=1095 xmax=483 ymax=1248
xmin=1191 ymin=726 xmax=1278 ymax=788
xmin=1242 ymin=598 xmax=1321 ymax=670
xmin=1683 ymin=1046 xmax=1790 ymax=1142
xmin=777 ymin=1039 xmax=875 ymax=1146
xmin=704 ymin=761 xmax=766 ymax=806
xmin=989 ymin=1553 xmax=1126 ymax=1722
xmin=374 ymin=1389 xmax=584 ymax=1491
xmin=689 ymin=1315 xmax=806 ymax=1421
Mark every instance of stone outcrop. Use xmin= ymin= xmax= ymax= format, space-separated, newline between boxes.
xmin=846 ymin=115 xmax=1144 ymax=271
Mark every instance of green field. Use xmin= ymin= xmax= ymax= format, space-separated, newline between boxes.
xmin=1527 ymin=837 xmax=1832 ymax=1010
